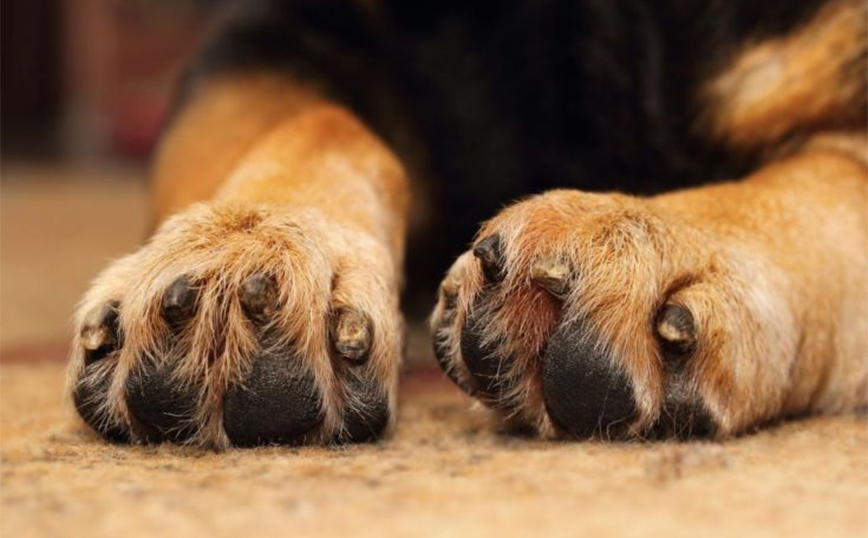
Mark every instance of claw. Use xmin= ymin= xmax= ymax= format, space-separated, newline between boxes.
xmin=656 ymin=303 xmax=696 ymax=357
xmin=530 ymin=259 xmax=570 ymax=298
xmin=332 ymin=309 xmax=372 ymax=363
xmin=240 ymin=275 xmax=279 ymax=323
xmin=472 ymin=235 xmax=505 ymax=282
xmin=440 ymin=278 xmax=459 ymax=309
xmin=162 ymin=276 xmax=198 ymax=327
xmin=81 ymin=300 xmax=121 ymax=364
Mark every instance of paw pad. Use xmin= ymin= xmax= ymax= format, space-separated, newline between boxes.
xmin=222 ymin=351 xmax=322 ymax=447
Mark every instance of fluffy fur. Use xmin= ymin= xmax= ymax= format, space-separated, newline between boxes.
xmin=68 ymin=0 xmax=866 ymax=446
xmin=432 ymin=144 xmax=867 ymax=438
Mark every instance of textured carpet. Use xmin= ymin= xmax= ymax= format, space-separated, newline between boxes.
xmin=1 ymin=361 xmax=866 ymax=538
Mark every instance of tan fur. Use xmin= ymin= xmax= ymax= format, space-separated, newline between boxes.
xmin=701 ymin=0 xmax=867 ymax=149
xmin=215 ymin=104 xmax=410 ymax=260
xmin=432 ymin=136 xmax=867 ymax=438
xmin=431 ymin=0 xmax=868 ymax=440
xmin=71 ymin=10 xmax=867 ymax=445
xmin=69 ymin=73 xmax=408 ymax=447
xmin=150 ymin=74 xmax=324 ymax=227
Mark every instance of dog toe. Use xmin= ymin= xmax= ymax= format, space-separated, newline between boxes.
xmin=431 ymin=190 xmax=739 ymax=439
xmin=541 ymin=319 xmax=637 ymax=439
xmin=125 ymin=361 xmax=200 ymax=442
xmin=73 ymin=360 xmax=129 ymax=443
xmin=340 ymin=371 xmax=390 ymax=443
xmin=222 ymin=350 xmax=323 ymax=446
xmin=69 ymin=203 xmax=401 ymax=448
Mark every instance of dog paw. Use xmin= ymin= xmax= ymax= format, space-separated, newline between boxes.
xmin=431 ymin=190 xmax=797 ymax=439
xmin=68 ymin=202 xmax=401 ymax=448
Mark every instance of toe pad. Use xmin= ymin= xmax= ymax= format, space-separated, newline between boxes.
xmin=223 ymin=352 xmax=322 ymax=446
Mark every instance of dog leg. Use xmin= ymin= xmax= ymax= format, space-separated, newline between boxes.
xmin=68 ymin=74 xmax=408 ymax=448
xmin=433 ymin=141 xmax=866 ymax=439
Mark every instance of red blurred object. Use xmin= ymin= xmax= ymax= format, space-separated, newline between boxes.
xmin=63 ymin=0 xmax=212 ymax=158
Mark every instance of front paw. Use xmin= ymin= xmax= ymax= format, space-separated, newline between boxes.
xmin=69 ymin=202 xmax=401 ymax=448
xmin=432 ymin=190 xmax=796 ymax=439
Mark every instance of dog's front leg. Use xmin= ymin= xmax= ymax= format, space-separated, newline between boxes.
xmin=432 ymin=138 xmax=866 ymax=439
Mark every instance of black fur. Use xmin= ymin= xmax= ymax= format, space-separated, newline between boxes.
xmin=171 ymin=0 xmax=829 ymax=311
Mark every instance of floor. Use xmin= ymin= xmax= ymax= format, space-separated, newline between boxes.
xmin=2 ymin=363 xmax=867 ymax=538
xmin=2 ymin=164 xmax=867 ymax=538
xmin=1 ymin=163 xmax=147 ymax=354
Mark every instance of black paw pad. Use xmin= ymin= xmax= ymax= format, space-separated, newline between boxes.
xmin=73 ymin=363 xmax=129 ymax=443
xmin=541 ymin=319 xmax=637 ymax=438
xmin=223 ymin=352 xmax=322 ymax=446
xmin=460 ymin=306 xmax=515 ymax=402
xmin=433 ymin=331 xmax=476 ymax=395
xmin=652 ymin=363 xmax=715 ymax=439
xmin=125 ymin=361 xmax=200 ymax=442
xmin=340 ymin=372 xmax=389 ymax=443
xmin=432 ymin=282 xmax=477 ymax=395
xmin=652 ymin=400 xmax=715 ymax=439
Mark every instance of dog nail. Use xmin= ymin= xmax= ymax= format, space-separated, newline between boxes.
xmin=162 ymin=276 xmax=198 ymax=327
xmin=473 ymin=235 xmax=505 ymax=282
xmin=240 ymin=275 xmax=278 ymax=322
xmin=332 ymin=309 xmax=372 ymax=362
xmin=530 ymin=259 xmax=570 ymax=298
xmin=440 ymin=279 xmax=459 ymax=309
xmin=656 ymin=303 xmax=696 ymax=356
xmin=81 ymin=301 xmax=121 ymax=364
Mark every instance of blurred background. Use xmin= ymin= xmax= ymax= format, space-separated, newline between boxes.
xmin=1 ymin=0 xmax=433 ymax=365
xmin=1 ymin=0 xmax=226 ymax=360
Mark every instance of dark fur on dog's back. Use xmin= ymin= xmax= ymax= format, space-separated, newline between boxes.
xmin=175 ymin=0 xmax=834 ymax=305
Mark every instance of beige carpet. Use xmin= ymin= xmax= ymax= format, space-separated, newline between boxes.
xmin=2 ymin=163 xmax=867 ymax=538
xmin=1 ymin=361 xmax=866 ymax=538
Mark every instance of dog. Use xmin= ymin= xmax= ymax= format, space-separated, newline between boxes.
xmin=68 ymin=0 xmax=867 ymax=447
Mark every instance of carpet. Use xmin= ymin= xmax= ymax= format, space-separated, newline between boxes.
xmin=1 ymin=360 xmax=866 ymax=538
